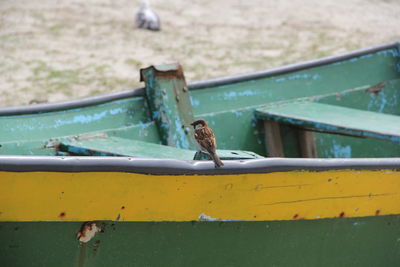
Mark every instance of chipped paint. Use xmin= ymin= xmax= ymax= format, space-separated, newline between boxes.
xmin=198 ymin=213 xmax=219 ymax=221
xmin=274 ymin=73 xmax=320 ymax=83
xmin=77 ymin=222 xmax=101 ymax=243
xmin=222 ymin=90 xmax=258 ymax=100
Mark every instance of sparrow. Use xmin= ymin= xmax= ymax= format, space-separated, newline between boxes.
xmin=191 ymin=119 xmax=224 ymax=168
xmin=135 ymin=0 xmax=161 ymax=31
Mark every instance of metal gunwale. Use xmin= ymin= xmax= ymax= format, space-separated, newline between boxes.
xmin=0 ymin=156 xmax=399 ymax=174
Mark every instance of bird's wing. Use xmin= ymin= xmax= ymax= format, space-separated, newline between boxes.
xmin=196 ymin=128 xmax=217 ymax=154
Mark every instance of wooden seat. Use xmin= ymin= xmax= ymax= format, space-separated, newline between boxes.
xmin=59 ymin=135 xmax=263 ymax=160
xmin=256 ymin=101 xmax=400 ymax=157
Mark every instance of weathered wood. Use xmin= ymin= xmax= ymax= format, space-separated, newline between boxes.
xmin=140 ymin=63 xmax=197 ymax=149
xmin=298 ymin=129 xmax=317 ymax=158
xmin=263 ymin=121 xmax=284 ymax=157
xmin=256 ymin=101 xmax=400 ymax=143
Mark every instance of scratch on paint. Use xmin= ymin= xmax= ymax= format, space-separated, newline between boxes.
xmin=262 ymin=193 xmax=394 ymax=206
xmin=255 ymin=184 xmax=311 ymax=190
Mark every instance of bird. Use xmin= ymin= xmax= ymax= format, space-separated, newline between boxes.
xmin=191 ymin=119 xmax=224 ymax=168
xmin=135 ymin=0 xmax=161 ymax=31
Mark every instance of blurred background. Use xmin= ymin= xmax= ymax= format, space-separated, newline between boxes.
xmin=0 ymin=0 xmax=399 ymax=107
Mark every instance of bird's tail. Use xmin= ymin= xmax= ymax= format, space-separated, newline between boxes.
xmin=210 ymin=152 xmax=224 ymax=168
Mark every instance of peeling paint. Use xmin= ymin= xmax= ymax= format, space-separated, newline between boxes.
xmin=77 ymin=222 xmax=101 ymax=243
xmin=198 ymin=213 xmax=218 ymax=222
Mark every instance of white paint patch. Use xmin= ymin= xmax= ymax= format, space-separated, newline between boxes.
xmin=198 ymin=213 xmax=218 ymax=222
xmin=77 ymin=222 xmax=101 ymax=243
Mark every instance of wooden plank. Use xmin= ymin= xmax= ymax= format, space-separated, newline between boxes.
xmin=298 ymin=129 xmax=317 ymax=158
xmin=263 ymin=121 xmax=284 ymax=157
xmin=140 ymin=63 xmax=197 ymax=150
xmin=59 ymin=136 xmax=263 ymax=160
xmin=59 ymin=136 xmax=196 ymax=160
xmin=256 ymin=102 xmax=400 ymax=143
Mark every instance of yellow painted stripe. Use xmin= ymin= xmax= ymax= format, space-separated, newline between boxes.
xmin=0 ymin=170 xmax=399 ymax=221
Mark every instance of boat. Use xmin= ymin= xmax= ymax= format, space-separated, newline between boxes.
xmin=0 ymin=41 xmax=399 ymax=266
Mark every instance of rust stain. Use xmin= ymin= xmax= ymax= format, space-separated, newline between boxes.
xmin=93 ymin=239 xmax=101 ymax=257
xmin=59 ymin=212 xmax=66 ymax=218
xmin=293 ymin=214 xmax=299 ymax=219
xmin=366 ymin=82 xmax=385 ymax=94
xmin=140 ymin=64 xmax=185 ymax=81
xmin=375 ymin=209 xmax=381 ymax=216
xmin=339 ymin=212 xmax=345 ymax=218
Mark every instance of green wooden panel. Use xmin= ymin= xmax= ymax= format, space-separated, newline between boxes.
xmin=316 ymin=79 xmax=400 ymax=115
xmin=59 ymin=136 xmax=196 ymax=160
xmin=1 ymin=216 xmax=400 ymax=267
xmin=190 ymin=48 xmax=400 ymax=115
xmin=0 ymin=123 xmax=161 ymax=156
xmin=256 ymin=102 xmax=400 ymax=142
xmin=315 ymin=132 xmax=400 ymax=158
xmin=0 ymin=97 xmax=150 ymax=143
xmin=190 ymin=48 xmax=400 ymax=157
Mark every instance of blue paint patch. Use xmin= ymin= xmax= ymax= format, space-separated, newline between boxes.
xmin=331 ymin=53 xmax=375 ymax=66
xmin=275 ymin=77 xmax=286 ymax=83
xmin=54 ymin=108 xmax=126 ymax=127
xmin=224 ymin=91 xmax=237 ymax=99
xmin=312 ymin=74 xmax=321 ymax=80
xmin=152 ymin=111 xmax=159 ymax=119
xmin=173 ymin=118 xmax=190 ymax=149
xmin=233 ymin=110 xmax=243 ymax=117
xmin=397 ymin=63 xmax=400 ymax=73
xmin=331 ymin=140 xmax=351 ymax=158
xmin=367 ymin=91 xmax=388 ymax=112
xmin=377 ymin=49 xmax=399 ymax=57
xmin=274 ymin=73 xmax=319 ymax=83
xmin=239 ymin=90 xmax=257 ymax=96
xmin=378 ymin=91 xmax=388 ymax=113
xmin=190 ymin=96 xmax=200 ymax=107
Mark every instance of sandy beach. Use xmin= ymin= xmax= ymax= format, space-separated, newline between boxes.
xmin=0 ymin=0 xmax=399 ymax=107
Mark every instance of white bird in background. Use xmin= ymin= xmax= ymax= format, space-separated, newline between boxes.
xmin=135 ymin=0 xmax=161 ymax=31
